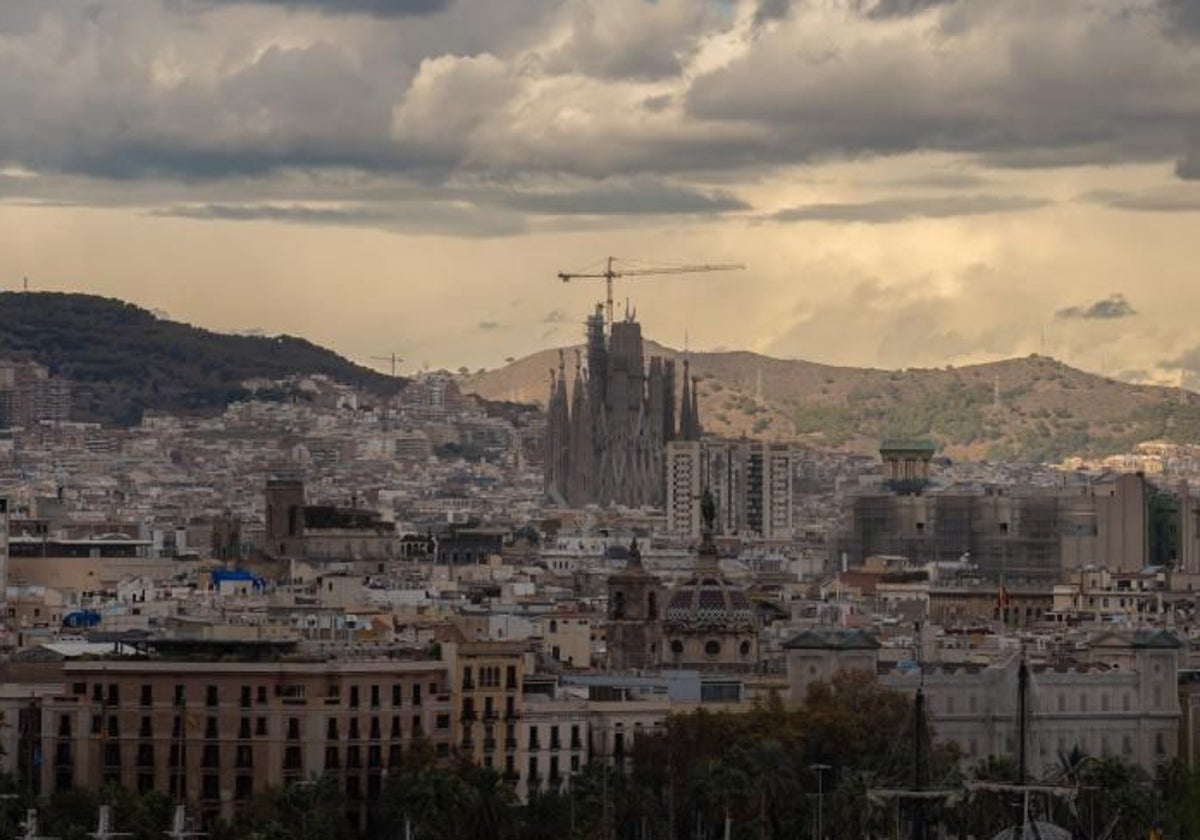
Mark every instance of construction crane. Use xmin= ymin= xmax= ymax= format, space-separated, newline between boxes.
xmin=557 ymin=256 xmax=745 ymax=330
xmin=370 ymin=353 xmax=404 ymax=377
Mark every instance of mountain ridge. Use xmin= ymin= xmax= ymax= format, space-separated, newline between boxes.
xmin=462 ymin=341 xmax=1200 ymax=463
xmin=0 ymin=292 xmax=406 ymax=426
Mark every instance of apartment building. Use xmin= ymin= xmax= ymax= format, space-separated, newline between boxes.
xmin=40 ymin=659 xmax=453 ymax=821
xmin=447 ymin=640 xmax=528 ymax=780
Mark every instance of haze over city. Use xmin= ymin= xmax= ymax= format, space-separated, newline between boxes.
xmin=5 ymin=0 xmax=1200 ymax=379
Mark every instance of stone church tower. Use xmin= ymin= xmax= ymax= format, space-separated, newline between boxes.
xmin=606 ymin=539 xmax=663 ymax=671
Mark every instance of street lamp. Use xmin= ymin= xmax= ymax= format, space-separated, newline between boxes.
xmin=810 ymin=763 xmax=831 ymax=840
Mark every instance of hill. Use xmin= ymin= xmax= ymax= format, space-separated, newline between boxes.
xmin=461 ymin=342 xmax=1200 ymax=463
xmin=0 ymin=292 xmax=406 ymax=426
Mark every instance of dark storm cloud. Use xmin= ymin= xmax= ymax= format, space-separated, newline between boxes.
xmin=1082 ymin=188 xmax=1200 ymax=212
xmin=503 ymin=183 xmax=749 ymax=216
xmin=1055 ymin=294 xmax=1137 ymax=320
xmin=767 ymin=194 xmax=1046 ymax=223
xmin=863 ymin=0 xmax=958 ymax=20
xmin=6 ymin=0 xmax=1200 ymax=234
xmin=753 ymin=0 xmax=791 ymax=28
xmin=150 ymin=202 xmax=526 ymax=237
xmin=189 ymin=0 xmax=450 ymax=15
xmin=1159 ymin=0 xmax=1200 ymax=35
xmin=1162 ymin=346 xmax=1200 ymax=373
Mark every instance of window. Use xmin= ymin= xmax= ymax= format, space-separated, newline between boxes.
xmin=392 ymin=684 xmax=402 ymax=706
xmin=235 ymin=775 xmax=254 ymax=801
xmin=140 ymin=716 xmax=152 ymax=738
xmin=327 ymin=719 xmax=339 ymax=740
xmin=436 ymin=713 xmax=450 ymax=730
xmin=506 ymin=667 xmax=517 ymax=689
xmin=704 ymin=639 xmax=721 ymax=658
xmin=205 ymin=717 xmax=218 ymax=739
xmin=140 ymin=685 xmax=153 ymax=707
xmin=671 ymin=640 xmax=684 ymax=655
xmin=350 ymin=686 xmax=360 ymax=708
xmin=412 ymin=684 xmax=422 ymax=706
xmin=206 ymin=685 xmax=219 ymax=707
xmin=370 ymin=717 xmax=381 ymax=740
xmin=349 ymin=719 xmax=361 ymax=740
xmin=287 ymin=718 xmax=300 ymax=740
xmin=256 ymin=717 xmax=267 ymax=737
xmin=201 ymin=774 xmax=219 ymax=801
xmin=370 ymin=685 xmax=380 ymax=709
xmin=240 ymin=686 xmax=251 ymax=709
xmin=257 ymin=686 xmax=268 ymax=705
xmin=239 ymin=718 xmax=251 ymax=739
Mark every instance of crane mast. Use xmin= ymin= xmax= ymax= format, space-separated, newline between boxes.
xmin=557 ymin=256 xmax=745 ymax=331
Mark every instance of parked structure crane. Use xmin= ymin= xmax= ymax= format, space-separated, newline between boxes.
xmin=370 ymin=353 xmax=404 ymax=377
xmin=557 ymin=256 xmax=745 ymax=331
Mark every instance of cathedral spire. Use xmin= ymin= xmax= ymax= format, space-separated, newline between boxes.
xmin=679 ymin=358 xmax=694 ymax=440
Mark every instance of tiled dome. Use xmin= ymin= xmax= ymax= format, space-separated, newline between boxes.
xmin=665 ymin=575 xmax=755 ymax=629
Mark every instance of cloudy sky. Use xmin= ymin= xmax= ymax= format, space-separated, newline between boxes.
xmin=3 ymin=0 xmax=1200 ymax=382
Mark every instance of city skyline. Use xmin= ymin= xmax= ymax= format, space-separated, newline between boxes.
xmin=6 ymin=1 xmax=1200 ymax=381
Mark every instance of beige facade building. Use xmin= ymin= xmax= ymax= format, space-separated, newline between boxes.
xmin=446 ymin=640 xmax=528 ymax=780
xmin=785 ymin=629 xmax=1181 ymax=775
xmin=40 ymin=658 xmax=453 ymax=821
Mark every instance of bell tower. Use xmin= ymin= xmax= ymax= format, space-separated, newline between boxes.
xmin=606 ymin=539 xmax=663 ymax=671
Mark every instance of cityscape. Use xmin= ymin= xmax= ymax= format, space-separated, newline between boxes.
xmin=7 ymin=2 xmax=1200 ymax=840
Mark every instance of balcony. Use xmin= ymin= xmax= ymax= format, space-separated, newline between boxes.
xmin=483 ymin=738 xmax=497 ymax=752
xmin=505 ymin=740 xmax=517 ymax=753
xmin=460 ymin=739 xmax=475 ymax=751
xmin=483 ymin=710 xmax=499 ymax=723
xmin=528 ymin=742 xmax=541 ymax=753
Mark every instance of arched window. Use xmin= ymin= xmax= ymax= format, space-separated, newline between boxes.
xmin=549 ymin=620 xmax=558 ymax=634
xmin=612 ymin=591 xmax=626 ymax=620
xmin=647 ymin=592 xmax=658 ymax=620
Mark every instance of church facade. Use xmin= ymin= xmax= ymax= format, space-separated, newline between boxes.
xmin=544 ymin=306 xmax=701 ymax=508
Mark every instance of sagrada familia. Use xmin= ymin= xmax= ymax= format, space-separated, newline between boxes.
xmin=544 ymin=305 xmax=701 ymax=508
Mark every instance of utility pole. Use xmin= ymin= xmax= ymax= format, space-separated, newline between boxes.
xmin=811 ymin=763 xmax=830 ymax=840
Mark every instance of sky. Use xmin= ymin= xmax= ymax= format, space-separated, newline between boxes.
xmin=3 ymin=0 xmax=1200 ymax=383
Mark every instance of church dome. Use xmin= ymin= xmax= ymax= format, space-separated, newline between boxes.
xmin=665 ymin=575 xmax=755 ymax=629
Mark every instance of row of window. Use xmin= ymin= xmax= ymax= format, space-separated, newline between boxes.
xmin=76 ymin=681 xmax=446 ymax=709
xmin=77 ymin=712 xmax=450 ymax=740
xmin=461 ymin=665 xmax=517 ymax=690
